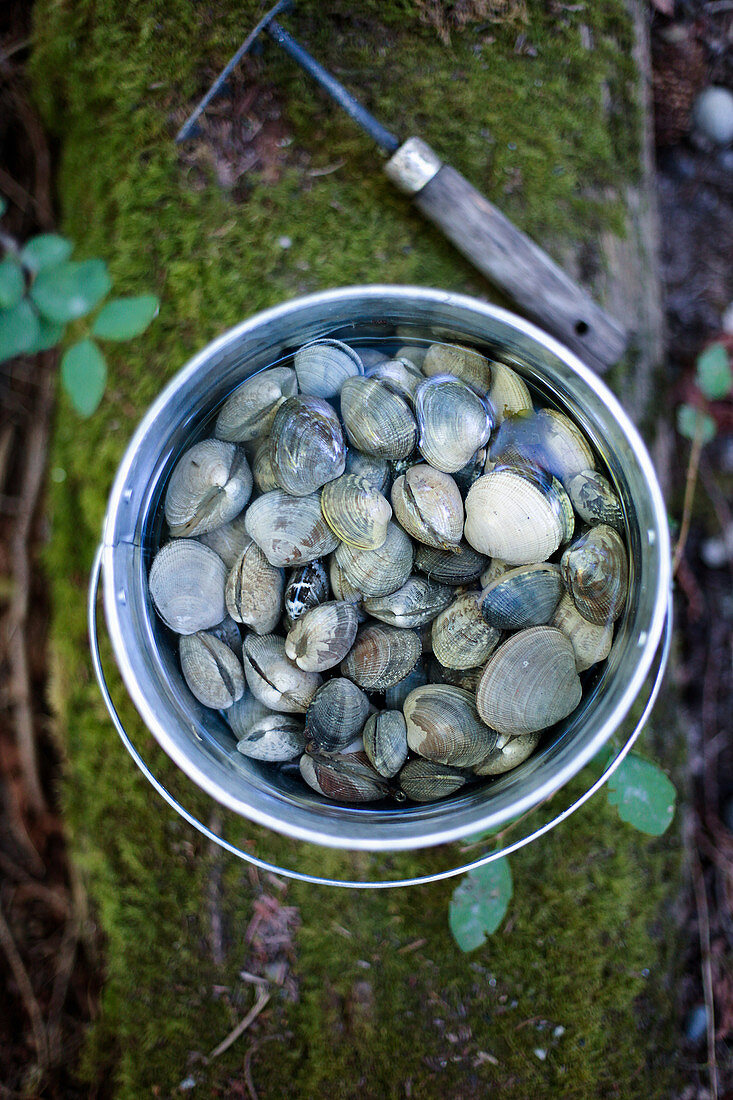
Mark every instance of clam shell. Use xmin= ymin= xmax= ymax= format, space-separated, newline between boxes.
xmin=422 ymin=343 xmax=491 ymax=392
xmin=363 ymin=710 xmax=408 ymax=777
xmin=344 ymin=449 xmax=391 ymax=494
xmin=395 ymin=345 xmax=428 ymax=369
xmin=328 ymin=555 xmax=366 ymax=619
xmin=269 ymin=395 xmax=346 ymax=497
xmin=214 ymin=367 xmax=298 ymax=443
xmin=430 ymin=661 xmax=485 ymax=693
xmin=452 ymin=447 xmax=489 ymax=496
xmin=235 ymin=713 xmax=306 ymax=762
xmin=479 ymin=558 xmax=509 ymax=587
xmin=476 ymin=626 xmax=582 ymax=736
xmin=384 ymin=661 xmax=429 ymax=710
xmin=414 ymin=542 xmax=488 ymax=585
xmin=391 ymin=465 xmax=464 ymax=551
xmin=550 ymin=592 xmax=614 ymax=671
xmin=245 ymin=490 xmax=340 ymax=568
xmin=226 ymin=693 xmax=273 ymax=739
xmin=480 ymin=563 xmax=564 ymax=631
xmin=334 ymin=521 xmax=413 ymax=598
xmin=567 ymin=469 xmax=624 ymax=533
xmin=363 ymin=575 xmax=453 ymax=629
xmin=293 ymin=338 xmax=363 ymax=399
xmin=242 ymin=633 xmax=322 ymax=713
xmin=340 ymin=376 xmax=417 ymax=461
xmin=473 ymin=732 xmax=541 ymax=775
xmin=399 ymin=758 xmax=467 ymax=802
xmin=560 ymin=523 xmax=628 ymax=625
xmin=431 ymin=593 xmax=502 ymax=669
xmin=197 ymin=513 xmax=251 ymax=570
xmin=464 ymin=469 xmax=565 ymax=565
xmin=165 ymin=440 xmax=252 ymax=538
xmin=489 ymin=408 xmax=594 ymax=487
xmin=285 ymin=600 xmax=359 ymax=672
xmin=304 ymin=677 xmax=371 ymax=753
xmin=487 ymin=361 xmax=533 ymax=424
xmin=321 ymin=474 xmax=392 ymax=549
xmin=404 ymin=684 xmax=497 ymax=768
xmin=251 ymin=438 xmax=279 ymax=494
xmin=225 ymin=542 xmax=284 ymax=634
xmin=179 ymin=632 xmax=245 ymax=709
xmin=365 ymin=356 xmax=424 ymax=406
xmin=284 ymin=560 xmax=330 ymax=630
xmin=341 ymin=623 xmax=421 ymax=690
xmin=148 ymin=540 xmax=227 ymax=634
xmin=299 ymin=753 xmax=389 ymax=802
xmin=205 ymin=615 xmax=243 ymax=652
xmin=415 ymin=375 xmax=492 ymax=473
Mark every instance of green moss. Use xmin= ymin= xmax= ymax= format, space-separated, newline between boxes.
xmin=31 ymin=0 xmax=680 ymax=1095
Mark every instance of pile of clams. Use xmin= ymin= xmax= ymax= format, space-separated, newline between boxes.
xmin=147 ymin=335 xmax=629 ymax=805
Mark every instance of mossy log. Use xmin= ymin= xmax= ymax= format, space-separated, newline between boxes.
xmin=31 ymin=1 xmax=682 ymax=1095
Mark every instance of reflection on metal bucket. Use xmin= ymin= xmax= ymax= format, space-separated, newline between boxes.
xmin=90 ymin=286 xmax=671 ymax=886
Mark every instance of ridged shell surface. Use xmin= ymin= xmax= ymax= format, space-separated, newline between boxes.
xmin=464 ymin=470 xmax=563 ymax=565
xmin=340 ymin=376 xmax=417 ymax=461
xmin=399 ymin=758 xmax=467 ymax=802
xmin=431 ymin=593 xmax=501 ymax=669
xmin=391 ymin=465 xmax=464 ymax=551
xmin=363 ymin=711 xmax=408 ymax=777
xmin=560 ymin=524 xmax=629 ymax=625
xmin=226 ymin=693 xmax=273 ymax=739
xmin=214 ymin=367 xmax=298 ymax=443
xmin=165 ymin=440 xmax=252 ymax=538
xmin=341 ymin=623 xmax=421 ymax=690
xmin=285 ymin=600 xmax=359 ymax=672
xmin=293 ymin=338 xmax=363 ymax=398
xmin=487 ymin=361 xmax=533 ymax=424
xmin=242 ymin=633 xmax=322 ymax=713
xmin=148 ymin=540 xmax=227 ymax=634
xmin=269 ymin=395 xmax=345 ymax=497
xmin=225 ymin=542 xmax=284 ymax=634
xmin=415 ymin=375 xmax=492 ymax=473
xmin=251 ymin=438 xmax=279 ymax=494
xmin=473 ymin=732 xmax=541 ymax=775
xmin=304 ymin=677 xmax=371 ymax=752
xmin=550 ymin=592 xmax=614 ymax=671
xmin=197 ymin=513 xmax=251 ymax=570
xmin=567 ymin=470 xmax=624 ymax=532
xmin=480 ymin=563 xmax=564 ymax=631
xmin=414 ymin=542 xmax=488 ymax=585
xmin=321 ymin=474 xmax=392 ymax=549
xmin=422 ymin=343 xmax=491 ymax=392
xmin=489 ymin=409 xmax=594 ymax=487
xmin=334 ymin=521 xmax=413 ymax=598
xmin=299 ymin=753 xmax=388 ymax=802
xmin=344 ymin=449 xmax=391 ymax=494
xmin=404 ymin=684 xmax=497 ymax=768
xmin=179 ymin=632 xmax=245 ymax=709
xmin=245 ymin=490 xmax=339 ymax=568
xmin=476 ymin=626 xmax=582 ymax=736
xmin=235 ymin=713 xmax=306 ymax=762
xmin=363 ymin=576 xmax=453 ymax=629
xmin=365 ymin=356 xmax=423 ymax=406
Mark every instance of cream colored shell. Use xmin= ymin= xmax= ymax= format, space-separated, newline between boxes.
xmin=464 ymin=470 xmax=563 ymax=565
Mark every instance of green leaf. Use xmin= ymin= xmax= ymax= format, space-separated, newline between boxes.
xmin=676 ymin=403 xmax=716 ymax=444
xmin=20 ymin=234 xmax=73 ymax=274
xmin=26 ymin=310 xmax=65 ymax=353
xmin=606 ymin=753 xmax=676 ymax=836
xmin=449 ymin=857 xmax=513 ymax=952
xmin=30 ymin=259 xmax=111 ymax=323
xmin=0 ymin=257 xmax=25 ymax=309
xmin=0 ymin=299 xmax=41 ymax=363
xmin=92 ymin=294 xmax=159 ymax=340
xmin=60 ymin=339 xmax=107 ymax=416
xmin=696 ymin=343 xmax=733 ymax=401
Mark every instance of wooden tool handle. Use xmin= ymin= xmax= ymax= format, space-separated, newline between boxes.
xmin=385 ymin=139 xmax=627 ymax=373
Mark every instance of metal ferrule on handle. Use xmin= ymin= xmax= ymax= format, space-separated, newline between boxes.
xmin=88 ymin=544 xmax=672 ymax=890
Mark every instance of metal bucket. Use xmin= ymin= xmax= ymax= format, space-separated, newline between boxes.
xmin=90 ymin=286 xmax=671 ymax=886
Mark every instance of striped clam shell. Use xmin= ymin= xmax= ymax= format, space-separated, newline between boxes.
xmin=242 ymin=633 xmax=322 ymax=713
xmin=165 ymin=439 xmax=252 ymax=538
xmin=225 ymin=541 xmax=284 ymax=635
xmin=363 ymin=710 xmax=408 ymax=778
xmin=480 ymin=563 xmax=564 ymax=631
xmin=431 ymin=593 xmax=501 ymax=670
xmin=334 ymin=520 xmax=413 ymax=599
xmin=399 ymin=758 xmax=467 ymax=803
xmin=391 ymin=465 xmax=464 ymax=551
xmin=293 ymin=338 xmax=363 ymax=399
xmin=304 ymin=677 xmax=371 ymax=754
xmin=214 ymin=367 xmax=298 ymax=443
xmin=321 ymin=474 xmax=392 ymax=550
xmin=415 ymin=375 xmax=492 ymax=474
xmin=341 ymin=623 xmax=421 ymax=690
xmin=269 ymin=395 xmax=346 ymax=497
xmin=285 ymin=600 xmax=359 ymax=672
xmin=464 ymin=468 xmax=569 ymax=565
xmin=340 ymin=376 xmax=417 ymax=461
xmin=421 ymin=342 xmax=491 ymax=392
xmin=179 ymin=632 xmax=245 ymax=710
xmin=148 ymin=539 xmax=227 ymax=635
xmin=245 ymin=490 xmax=339 ymax=568
xmin=560 ymin=523 xmax=628 ymax=625
xmin=404 ymin=684 xmax=497 ymax=768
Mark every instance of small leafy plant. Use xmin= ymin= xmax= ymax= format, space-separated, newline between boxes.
xmin=676 ymin=341 xmax=732 ymax=446
xmin=449 ymin=750 xmax=677 ymax=951
xmin=0 ymin=194 xmax=159 ymax=416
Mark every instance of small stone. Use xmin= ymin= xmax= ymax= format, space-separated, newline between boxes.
xmin=278 ymin=235 xmax=293 ymax=249
xmin=534 ymin=1048 xmax=547 ymax=1061
xmin=692 ymin=87 xmax=733 ymax=146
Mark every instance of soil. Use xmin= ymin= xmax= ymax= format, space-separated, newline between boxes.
xmin=0 ymin=0 xmax=731 ymax=1096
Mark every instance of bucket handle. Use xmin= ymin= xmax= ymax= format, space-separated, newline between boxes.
xmin=89 ymin=543 xmax=673 ymax=889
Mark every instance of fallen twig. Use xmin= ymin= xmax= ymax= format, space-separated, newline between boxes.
xmin=672 ymin=415 xmax=705 ymax=576
xmin=691 ymin=835 xmax=719 ymax=1100
xmin=0 ymin=900 xmax=48 ymax=1069
xmin=207 ymin=989 xmax=271 ymax=1062
xmin=243 ymin=1034 xmax=287 ymax=1100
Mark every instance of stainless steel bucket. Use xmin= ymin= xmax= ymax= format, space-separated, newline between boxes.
xmin=91 ymin=286 xmax=671 ymax=883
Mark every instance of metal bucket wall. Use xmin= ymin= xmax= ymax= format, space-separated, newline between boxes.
xmin=99 ymin=286 xmax=671 ymax=853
